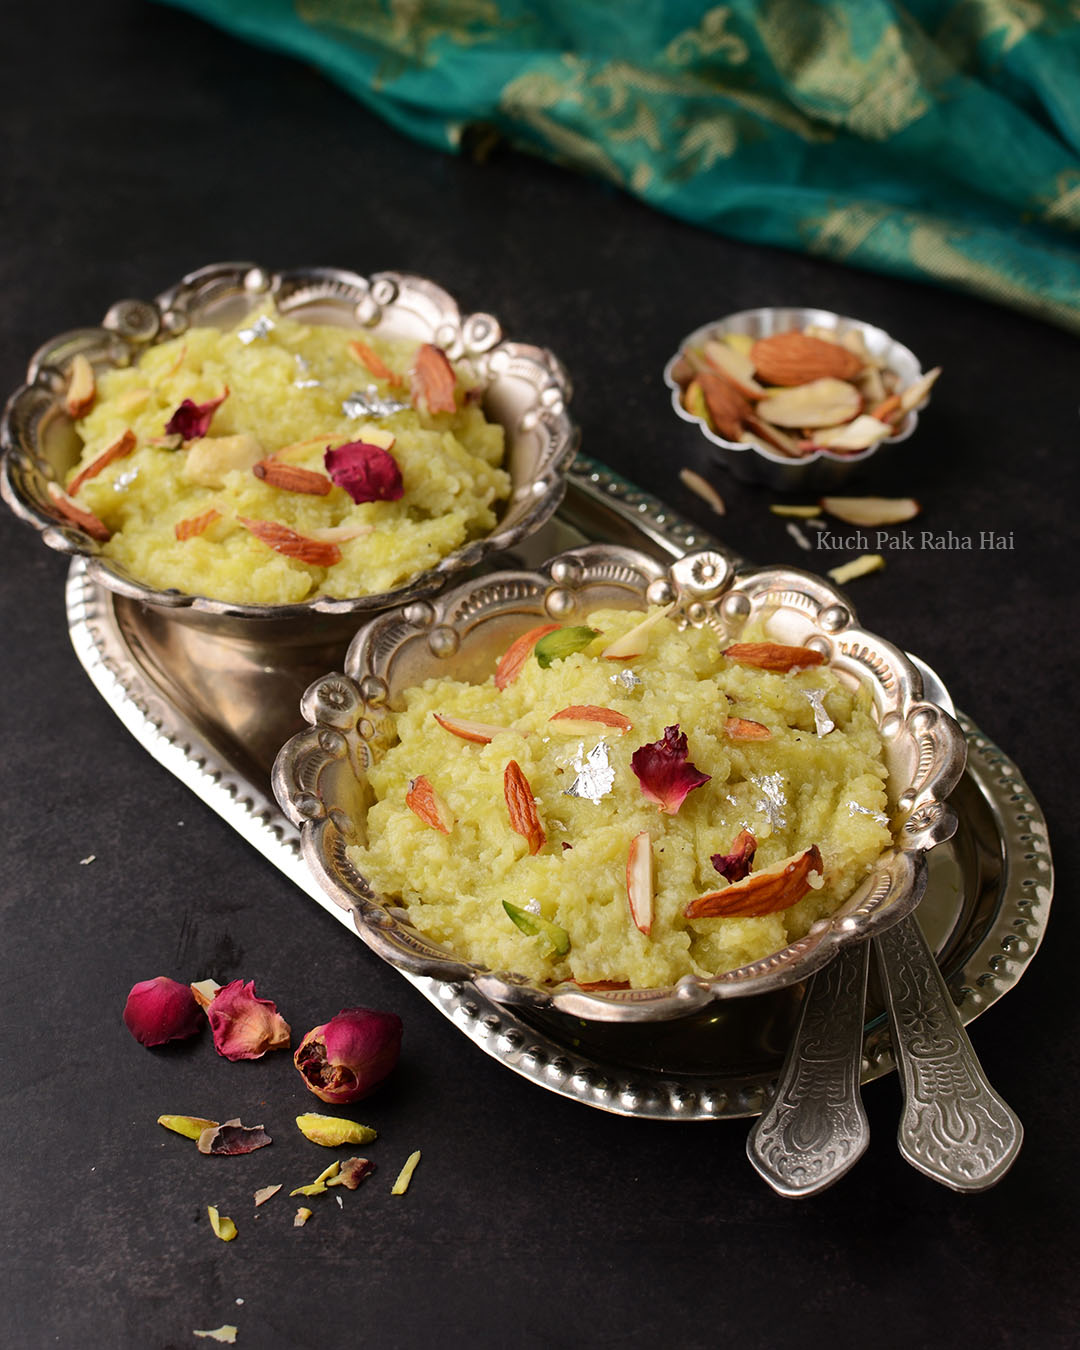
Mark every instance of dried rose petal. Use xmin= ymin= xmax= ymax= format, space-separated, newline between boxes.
xmin=324 ymin=440 xmax=404 ymax=504
xmin=196 ymin=1119 xmax=273 ymax=1156
xmin=711 ymin=828 xmax=758 ymax=882
xmin=293 ymin=1008 xmax=402 ymax=1105
xmin=123 ymin=976 xmax=203 ymax=1047
xmin=630 ymin=725 xmax=711 ymax=815
xmin=165 ymin=388 xmax=228 ymax=440
xmin=206 ymin=980 xmax=291 ymax=1061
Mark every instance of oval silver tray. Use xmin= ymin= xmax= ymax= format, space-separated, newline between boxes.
xmin=65 ymin=454 xmax=1053 ymax=1119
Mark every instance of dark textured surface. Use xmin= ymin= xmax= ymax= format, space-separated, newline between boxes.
xmin=1 ymin=5 xmax=1076 ymax=1349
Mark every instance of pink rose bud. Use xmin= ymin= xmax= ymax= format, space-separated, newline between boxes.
xmin=207 ymin=979 xmax=291 ymax=1061
xmin=123 ymin=976 xmax=203 ymax=1047
xmin=294 ymin=1007 xmax=403 ymax=1104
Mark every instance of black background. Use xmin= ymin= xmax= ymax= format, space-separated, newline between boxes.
xmin=2 ymin=5 xmax=1077 ymax=1348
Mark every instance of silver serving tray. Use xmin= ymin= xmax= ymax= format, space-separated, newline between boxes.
xmin=65 ymin=455 xmax=1054 ymax=1119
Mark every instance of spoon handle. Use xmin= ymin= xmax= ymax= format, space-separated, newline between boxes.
xmin=747 ymin=940 xmax=870 ymax=1197
xmin=875 ymin=915 xmax=1023 ymax=1191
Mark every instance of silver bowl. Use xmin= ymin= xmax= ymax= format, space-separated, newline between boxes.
xmin=1 ymin=262 xmax=578 ymax=621
xmin=273 ymin=543 xmax=966 ymax=1023
xmin=664 ymin=306 xmax=928 ymax=492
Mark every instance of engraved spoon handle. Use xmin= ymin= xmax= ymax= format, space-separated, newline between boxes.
xmin=747 ymin=940 xmax=870 ymax=1197
xmin=875 ymin=915 xmax=1023 ymax=1191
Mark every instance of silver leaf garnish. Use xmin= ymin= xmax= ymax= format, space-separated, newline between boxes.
xmin=113 ymin=468 xmax=139 ymax=491
xmin=564 ymin=741 xmax=615 ymax=803
xmin=786 ymin=521 xmax=812 ymax=551
xmin=524 ymin=898 xmax=541 ymax=915
xmin=294 ymin=378 xmax=321 ymax=389
xmin=849 ymin=801 xmax=890 ymax=826
xmin=343 ymin=385 xmax=410 ymax=419
xmin=804 ymin=689 xmax=835 ymax=736
xmin=751 ymin=772 xmax=787 ymax=828
xmin=236 ymin=314 xmax=275 ymax=344
xmin=611 ymin=668 xmax=642 ymax=691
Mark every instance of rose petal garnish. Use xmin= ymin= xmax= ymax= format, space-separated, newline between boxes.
xmin=295 ymin=1113 xmax=379 ymax=1148
xmin=722 ymin=643 xmax=825 ymax=672
xmin=495 ymin=623 xmax=560 ymax=690
xmin=254 ymin=1184 xmax=282 ymax=1207
xmin=410 ymin=343 xmax=457 ymax=413
xmin=326 ymin=1157 xmax=376 ymax=1189
xmin=67 ymin=429 xmax=136 ymax=495
xmin=534 ymin=627 xmax=599 ymax=669
xmin=503 ymin=901 xmax=570 ymax=955
xmin=158 ymin=1115 xmax=220 ymax=1140
xmin=324 ymin=440 xmax=404 ymax=504
xmin=630 ymin=725 xmax=711 ymax=815
xmin=687 ymin=844 xmax=823 ymax=918
xmin=711 ymin=827 xmax=758 ymax=882
xmin=206 ymin=1205 xmax=237 ymax=1242
xmin=390 ymin=1150 xmax=421 ymax=1195
xmin=165 ymin=388 xmax=228 ymax=440
xmin=504 ymin=760 xmax=546 ymax=854
xmin=197 ymin=1119 xmax=273 ymax=1156
xmin=293 ymin=1008 xmax=403 ymax=1105
xmin=206 ymin=979 xmax=291 ymax=1061
xmin=123 ymin=976 xmax=203 ymax=1047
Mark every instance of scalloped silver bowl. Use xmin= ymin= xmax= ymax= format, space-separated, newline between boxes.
xmin=664 ymin=307 xmax=928 ymax=492
xmin=273 ymin=543 xmax=967 ymax=1023
xmin=1 ymin=262 xmax=578 ymax=623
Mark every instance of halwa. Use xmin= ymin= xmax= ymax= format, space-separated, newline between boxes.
xmin=348 ymin=610 xmax=893 ymax=987
xmin=61 ymin=309 xmax=508 ymax=604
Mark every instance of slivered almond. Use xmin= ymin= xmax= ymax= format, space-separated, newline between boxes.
xmin=724 ymin=716 xmax=771 ymax=740
xmin=348 ymin=339 xmax=403 ymax=387
xmin=626 ymin=831 xmax=654 ymax=935
xmin=821 ymin=496 xmax=920 ymax=526
xmin=855 ymin=364 xmax=887 ymax=405
xmin=898 ymin=366 xmax=942 ymax=415
xmin=164 ymin=343 xmax=188 ymax=378
xmin=239 ymin=517 xmax=342 ymax=566
xmin=809 ymin=415 xmax=893 ymax=452
xmin=307 ymin=522 xmax=374 ymax=544
xmin=411 ymin=343 xmax=457 ymax=414
xmin=184 ymin=433 xmax=264 ymax=488
xmin=433 ymin=712 xmax=515 ymax=744
xmin=253 ymin=458 xmax=333 ymax=495
xmin=601 ymin=603 xmax=675 ymax=660
xmin=65 ymin=353 xmax=96 ymax=418
xmin=741 ymin=414 xmax=809 ymax=458
xmin=723 ymin=642 xmax=825 ymax=672
xmin=869 ymin=393 xmax=902 ymax=423
xmin=756 ymin=378 xmax=861 ymax=429
xmin=678 ymin=468 xmax=726 ymax=516
xmin=750 ymin=332 xmax=863 ymax=386
xmin=685 ymin=845 xmax=823 ymax=918
xmin=828 ymin=553 xmax=885 ymax=585
xmin=698 ymin=371 xmax=751 ymax=440
xmin=175 ymin=508 xmax=221 ymax=540
xmin=549 ymin=705 xmax=632 ymax=735
xmin=495 ymin=624 xmax=560 ymax=690
xmin=46 ymin=482 xmax=110 ymax=540
xmin=504 ymin=760 xmax=545 ymax=855
xmin=116 ymin=387 xmax=152 ymax=413
xmin=405 ymin=775 xmax=453 ymax=833
xmin=701 ymin=340 xmax=764 ymax=398
xmin=67 ymin=429 xmax=137 ymax=495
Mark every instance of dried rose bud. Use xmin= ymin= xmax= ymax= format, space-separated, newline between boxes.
xmin=293 ymin=1008 xmax=402 ymax=1105
xmin=207 ymin=980 xmax=291 ymax=1061
xmin=164 ymin=388 xmax=228 ymax=440
xmin=630 ymin=725 xmax=711 ymax=815
xmin=123 ymin=976 xmax=203 ymax=1047
xmin=324 ymin=441 xmax=404 ymax=503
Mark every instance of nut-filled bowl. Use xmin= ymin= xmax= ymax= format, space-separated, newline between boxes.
xmin=1 ymin=262 xmax=578 ymax=626
xmin=664 ymin=307 xmax=936 ymax=492
xmin=273 ymin=542 xmax=966 ymax=1024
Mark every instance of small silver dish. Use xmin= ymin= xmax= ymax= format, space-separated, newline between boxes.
xmin=1 ymin=262 xmax=578 ymax=622
xmin=273 ymin=542 xmax=966 ymax=1024
xmin=663 ymin=306 xmax=927 ymax=491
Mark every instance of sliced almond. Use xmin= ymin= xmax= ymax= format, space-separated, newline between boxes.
xmin=678 ymin=468 xmax=726 ymax=516
xmin=549 ymin=705 xmax=632 ymax=735
xmin=701 ymin=340 xmax=764 ymax=398
xmin=839 ymin=328 xmax=882 ymax=369
xmin=494 ymin=623 xmax=560 ymax=690
xmin=820 ymin=496 xmax=920 ymax=526
xmin=724 ymin=716 xmax=771 ymax=741
xmin=67 ymin=429 xmax=137 ymax=495
xmin=768 ymin=504 xmax=821 ymax=518
xmin=685 ymin=845 xmax=823 ymax=918
xmin=252 ymin=458 xmax=333 ymax=495
xmin=433 ymin=712 xmax=515 ymax=744
xmin=306 ymin=522 xmax=374 ymax=544
xmin=184 ymin=433 xmax=264 ymax=488
xmin=115 ymin=387 xmax=152 ymax=413
xmin=827 ymin=553 xmax=886 ymax=585
xmin=410 ymin=343 xmax=457 ymax=414
xmin=239 ymin=517 xmax=342 ymax=566
xmin=897 ymin=366 xmax=941 ymax=416
xmin=741 ymin=414 xmax=809 ymax=458
xmin=869 ymin=393 xmax=903 ymax=424
xmin=750 ymin=332 xmax=863 ymax=386
xmin=405 ymin=775 xmax=453 ymax=833
xmin=601 ymin=603 xmax=675 ymax=660
xmin=809 ymin=415 xmax=893 ymax=452
xmin=855 ymin=364 xmax=886 ymax=405
xmin=46 ymin=482 xmax=110 ymax=541
xmin=756 ymin=378 xmax=862 ymax=429
xmin=626 ymin=831 xmax=654 ymax=936
xmin=348 ymin=339 xmax=403 ymax=387
xmin=274 ymin=434 xmax=337 ymax=463
xmin=504 ymin=760 xmax=545 ymax=855
xmin=723 ymin=642 xmax=825 ymax=672
xmin=697 ymin=371 xmax=751 ymax=440
xmin=175 ymin=508 xmax=221 ymax=541
xmin=65 ymin=353 xmax=96 ymax=418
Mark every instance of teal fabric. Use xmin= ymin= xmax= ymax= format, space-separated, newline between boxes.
xmin=157 ymin=0 xmax=1080 ymax=331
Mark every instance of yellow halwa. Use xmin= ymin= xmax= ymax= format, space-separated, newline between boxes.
xmin=348 ymin=610 xmax=893 ymax=987
xmin=65 ymin=310 xmax=507 ymax=604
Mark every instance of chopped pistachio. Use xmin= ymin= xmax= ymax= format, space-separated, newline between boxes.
xmin=290 ymin=1161 xmax=341 ymax=1196
xmin=390 ymin=1150 xmax=422 ymax=1195
xmin=192 ymin=1328 xmax=238 ymax=1344
xmin=295 ymin=1113 xmax=378 ymax=1148
xmin=207 ymin=1205 xmax=237 ymax=1242
xmin=769 ymin=504 xmax=822 ymax=518
xmin=293 ymin=1206 xmax=313 ymax=1227
xmin=827 ymin=553 xmax=886 ymax=586
xmin=157 ymin=1114 xmax=219 ymax=1141
xmin=503 ymin=902 xmax=570 ymax=956
xmin=534 ymin=627 xmax=599 ymax=669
